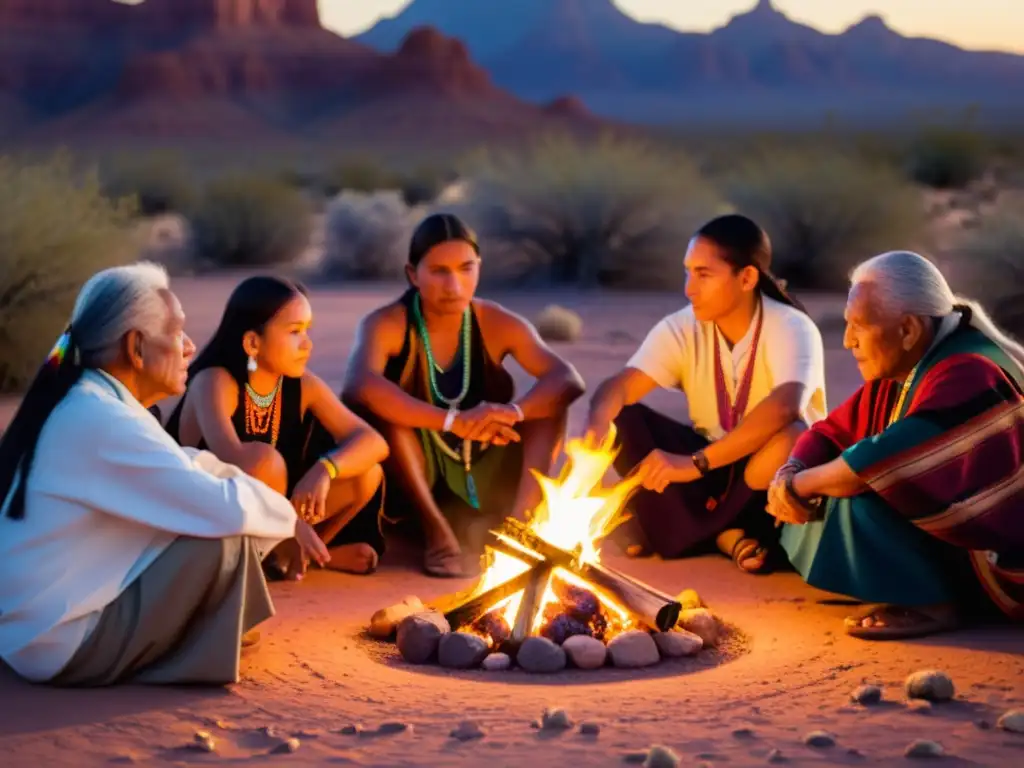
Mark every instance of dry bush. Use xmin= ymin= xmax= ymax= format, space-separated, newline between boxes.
xmin=534 ymin=305 xmax=583 ymax=343
xmin=458 ymin=133 xmax=721 ymax=290
xmin=100 ymin=152 xmax=197 ymax=216
xmin=321 ymin=190 xmax=418 ymax=279
xmin=723 ymin=149 xmax=925 ymax=291
xmin=0 ymin=152 xmax=138 ymax=392
xmin=904 ymin=127 xmax=987 ymax=190
xmin=189 ymin=174 xmax=311 ymax=267
xmin=950 ymin=209 xmax=1024 ymax=340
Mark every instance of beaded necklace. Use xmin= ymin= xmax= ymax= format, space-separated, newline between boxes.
xmin=887 ymin=363 xmax=920 ymax=428
xmin=411 ymin=292 xmax=480 ymax=508
xmin=244 ymin=377 xmax=283 ymax=446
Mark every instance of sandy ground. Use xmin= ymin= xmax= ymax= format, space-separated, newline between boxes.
xmin=1 ymin=277 xmax=1022 ymax=767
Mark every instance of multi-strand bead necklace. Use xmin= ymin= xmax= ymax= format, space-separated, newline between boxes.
xmin=244 ymin=377 xmax=283 ymax=446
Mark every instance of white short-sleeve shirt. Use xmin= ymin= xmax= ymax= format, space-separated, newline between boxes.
xmin=626 ymin=295 xmax=827 ymax=441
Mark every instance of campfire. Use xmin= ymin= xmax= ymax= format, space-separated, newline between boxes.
xmin=371 ymin=428 xmax=721 ymax=672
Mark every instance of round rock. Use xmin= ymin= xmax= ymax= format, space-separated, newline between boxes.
xmin=607 ymin=630 xmax=660 ymax=668
xmin=997 ymin=709 xmax=1024 ymax=733
xmin=905 ymin=670 xmax=955 ymax=702
xmin=482 ymin=652 xmax=511 ymax=671
xmin=905 ymin=739 xmax=944 ymax=758
xmin=396 ymin=611 xmax=449 ymax=664
xmin=449 ymin=721 xmax=485 ymax=741
xmin=803 ymin=731 xmax=835 ymax=748
xmin=851 ymin=684 xmax=883 ymax=705
xmin=653 ymin=629 xmax=703 ymax=658
xmin=541 ymin=707 xmax=572 ymax=731
xmin=643 ymin=745 xmax=681 ymax=767
xmin=676 ymin=608 xmax=719 ymax=647
xmin=438 ymin=632 xmax=489 ymax=669
xmin=562 ymin=635 xmax=607 ymax=669
xmin=370 ymin=596 xmax=424 ymax=639
xmin=517 ymin=636 xmax=567 ymax=673
xmin=579 ymin=722 xmax=600 ymax=736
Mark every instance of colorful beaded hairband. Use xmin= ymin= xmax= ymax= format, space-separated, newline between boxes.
xmin=45 ymin=325 xmax=75 ymax=369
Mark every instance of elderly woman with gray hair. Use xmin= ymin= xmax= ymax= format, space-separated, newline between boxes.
xmin=769 ymin=250 xmax=1024 ymax=640
xmin=0 ymin=262 xmax=328 ymax=686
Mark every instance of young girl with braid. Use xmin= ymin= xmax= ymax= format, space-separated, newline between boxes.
xmin=343 ymin=214 xmax=585 ymax=578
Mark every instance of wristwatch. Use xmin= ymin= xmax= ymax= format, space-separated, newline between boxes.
xmin=692 ymin=450 xmax=711 ymax=477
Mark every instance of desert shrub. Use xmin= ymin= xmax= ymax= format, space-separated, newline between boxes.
xmin=321 ymin=190 xmax=416 ymax=279
xmin=101 ymin=153 xmax=196 ymax=216
xmin=458 ymin=133 xmax=721 ymax=289
xmin=189 ymin=174 xmax=311 ymax=267
xmin=320 ymin=160 xmax=401 ymax=198
xmin=723 ymin=149 xmax=925 ymax=291
xmin=904 ymin=127 xmax=987 ymax=189
xmin=0 ymin=152 xmax=138 ymax=392
xmin=950 ymin=209 xmax=1024 ymax=339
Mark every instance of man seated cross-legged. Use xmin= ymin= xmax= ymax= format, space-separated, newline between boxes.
xmin=0 ymin=263 xmax=327 ymax=687
xmin=586 ymin=214 xmax=827 ymax=573
xmin=770 ymin=250 xmax=1024 ymax=639
xmin=342 ymin=213 xmax=586 ymax=578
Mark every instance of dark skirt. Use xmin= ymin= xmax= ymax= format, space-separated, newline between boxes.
xmin=612 ymin=403 xmax=775 ymax=558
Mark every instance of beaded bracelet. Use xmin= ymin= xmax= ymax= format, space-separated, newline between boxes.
xmin=319 ymin=456 xmax=339 ymax=480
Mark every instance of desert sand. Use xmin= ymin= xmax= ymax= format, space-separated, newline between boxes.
xmin=1 ymin=276 xmax=1022 ymax=767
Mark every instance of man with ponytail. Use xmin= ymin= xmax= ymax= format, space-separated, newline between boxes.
xmin=0 ymin=263 xmax=327 ymax=686
xmin=770 ymin=250 xmax=1024 ymax=639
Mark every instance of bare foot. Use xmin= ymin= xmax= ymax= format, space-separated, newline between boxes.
xmin=268 ymin=539 xmax=306 ymax=581
xmin=324 ymin=543 xmax=379 ymax=575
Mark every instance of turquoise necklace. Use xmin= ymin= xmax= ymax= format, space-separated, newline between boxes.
xmin=411 ymin=292 xmax=480 ymax=508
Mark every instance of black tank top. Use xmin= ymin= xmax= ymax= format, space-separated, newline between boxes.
xmin=166 ymin=374 xmax=313 ymax=492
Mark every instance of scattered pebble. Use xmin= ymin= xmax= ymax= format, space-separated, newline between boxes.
xmin=622 ymin=752 xmax=647 ymax=764
xmin=369 ymin=595 xmax=424 ymax=639
xmin=905 ymin=670 xmax=955 ymax=703
xmin=767 ymin=748 xmax=786 ymax=763
xmin=851 ymin=684 xmax=883 ymax=705
xmin=337 ymin=724 xmax=362 ymax=735
xmin=270 ymin=737 xmax=300 ymax=754
xmin=607 ymin=630 xmax=660 ymax=668
xmin=974 ymin=719 xmax=992 ymax=730
xmin=904 ymin=739 xmax=944 ymax=758
xmin=653 ymin=629 xmax=703 ymax=658
xmin=482 ymin=652 xmax=511 ymax=671
xmin=562 ymin=635 xmax=607 ymax=669
xmin=190 ymin=730 xmax=216 ymax=753
xmin=643 ymin=745 xmax=681 ymax=767
xmin=997 ymin=709 xmax=1024 ymax=733
xmin=579 ymin=722 xmax=600 ymax=736
xmin=803 ymin=730 xmax=836 ymax=748
xmin=732 ymin=727 xmax=755 ymax=739
xmin=677 ymin=608 xmax=719 ymax=647
xmin=396 ymin=611 xmax=449 ymax=664
xmin=257 ymin=725 xmax=280 ymax=738
xmin=449 ymin=721 xmax=485 ymax=741
xmin=541 ymin=707 xmax=572 ymax=731
xmin=438 ymin=632 xmax=489 ymax=669
xmin=377 ymin=721 xmax=411 ymax=735
xmin=518 ymin=636 xmax=567 ymax=673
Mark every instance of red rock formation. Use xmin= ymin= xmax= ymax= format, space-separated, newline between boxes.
xmin=542 ymin=95 xmax=592 ymax=119
xmin=0 ymin=0 xmax=127 ymax=28
xmin=136 ymin=0 xmax=320 ymax=31
xmin=365 ymin=27 xmax=499 ymax=98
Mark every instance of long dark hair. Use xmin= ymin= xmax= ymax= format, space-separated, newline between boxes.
xmin=164 ymin=275 xmax=307 ymax=439
xmin=1 ymin=262 xmax=171 ymax=519
xmin=695 ymin=214 xmax=806 ymax=313
xmin=408 ymin=212 xmax=479 ymax=268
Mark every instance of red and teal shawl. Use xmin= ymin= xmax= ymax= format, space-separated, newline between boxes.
xmin=791 ymin=323 xmax=1024 ymax=619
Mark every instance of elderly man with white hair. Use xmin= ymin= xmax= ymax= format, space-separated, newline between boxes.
xmin=768 ymin=250 xmax=1024 ymax=640
xmin=0 ymin=262 xmax=328 ymax=686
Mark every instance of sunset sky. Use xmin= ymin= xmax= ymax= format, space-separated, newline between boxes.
xmin=318 ymin=0 xmax=1022 ymax=53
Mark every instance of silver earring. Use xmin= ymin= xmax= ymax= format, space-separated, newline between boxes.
xmin=247 ymin=355 xmax=257 ymax=373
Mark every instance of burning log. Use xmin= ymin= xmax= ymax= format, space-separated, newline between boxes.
xmin=437 ymin=560 xmax=550 ymax=631
xmin=510 ymin=564 xmax=553 ymax=644
xmin=494 ymin=519 xmax=681 ymax=632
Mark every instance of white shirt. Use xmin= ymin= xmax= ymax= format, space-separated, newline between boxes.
xmin=627 ymin=296 xmax=827 ymax=440
xmin=0 ymin=370 xmax=298 ymax=682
